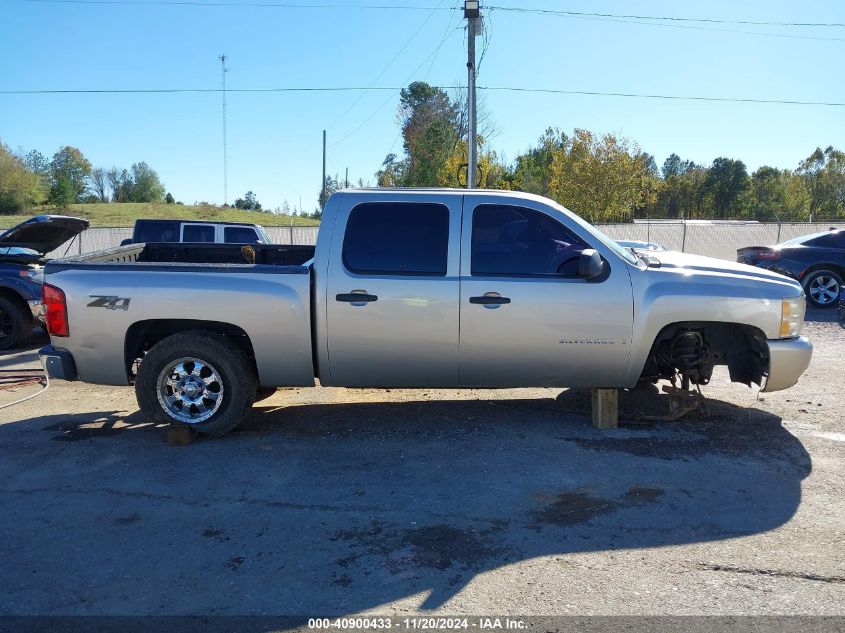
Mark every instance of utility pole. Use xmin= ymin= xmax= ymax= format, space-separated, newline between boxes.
xmin=219 ymin=54 xmax=229 ymax=206
xmin=345 ymin=167 xmax=349 ymax=189
xmin=321 ymin=130 xmax=327 ymax=212
xmin=465 ymin=1 xmax=481 ymax=189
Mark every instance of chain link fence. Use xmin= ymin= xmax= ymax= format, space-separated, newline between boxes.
xmin=595 ymin=221 xmax=838 ymax=261
xmin=31 ymin=221 xmax=841 ymax=262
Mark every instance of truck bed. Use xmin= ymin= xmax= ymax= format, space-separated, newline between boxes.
xmin=43 ymin=241 xmax=317 ymax=387
xmin=47 ymin=242 xmax=316 ymax=269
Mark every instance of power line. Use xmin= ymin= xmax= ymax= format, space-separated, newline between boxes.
xmin=0 ymin=86 xmax=408 ymax=94
xmin=1 ymin=85 xmax=842 ymax=107
xmin=332 ymin=11 xmax=461 ymax=146
xmin=480 ymin=87 xmax=845 ymax=108
xmin=490 ymin=9 xmax=845 ymax=43
xmin=488 ymin=6 xmax=845 ymax=28
xmin=26 ymin=0 xmax=845 ymax=29
xmin=326 ymin=0 xmax=446 ymax=130
xmin=25 ymin=0 xmax=455 ymax=9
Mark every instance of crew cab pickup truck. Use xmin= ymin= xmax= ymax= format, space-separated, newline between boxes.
xmin=39 ymin=189 xmax=812 ymax=436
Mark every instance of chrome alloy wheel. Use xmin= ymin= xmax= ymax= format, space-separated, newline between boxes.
xmin=809 ymin=275 xmax=840 ymax=306
xmin=156 ymin=357 xmax=224 ymax=424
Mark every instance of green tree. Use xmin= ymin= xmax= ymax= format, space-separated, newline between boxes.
xmin=235 ymin=190 xmax=262 ymax=211
xmin=701 ymin=157 xmax=750 ymax=218
xmin=49 ymin=146 xmax=92 ymax=205
xmin=748 ymin=166 xmax=810 ymax=221
xmin=397 ymin=82 xmax=463 ymax=187
xmin=376 ymin=154 xmax=407 ymax=187
xmin=656 ymin=154 xmax=699 ymax=218
xmin=107 ymin=167 xmax=132 ymax=202
xmin=23 ymin=149 xmax=50 ymax=199
xmin=317 ymin=175 xmax=342 ymax=212
xmin=797 ymin=146 xmax=845 ymax=218
xmin=89 ymin=167 xmax=109 ymax=202
xmin=511 ymin=128 xmax=568 ymax=196
xmin=0 ymin=143 xmax=45 ymax=213
xmin=548 ymin=129 xmax=655 ymax=222
xmin=165 ymin=192 xmax=175 ymax=204
xmin=128 ymin=162 xmax=165 ymax=203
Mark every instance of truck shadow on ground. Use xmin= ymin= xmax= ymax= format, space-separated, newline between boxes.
xmin=1 ymin=391 xmax=811 ymax=616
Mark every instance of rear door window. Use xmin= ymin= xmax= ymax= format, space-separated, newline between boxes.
xmin=342 ymin=202 xmax=449 ymax=276
xmin=182 ymin=224 xmax=216 ymax=242
xmin=224 ymin=226 xmax=261 ymax=244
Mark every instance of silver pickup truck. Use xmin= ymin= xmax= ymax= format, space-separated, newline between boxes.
xmin=39 ymin=189 xmax=812 ymax=436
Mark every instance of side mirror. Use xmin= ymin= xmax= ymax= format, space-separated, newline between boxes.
xmin=120 ymin=238 xmax=133 ymax=246
xmin=578 ymin=249 xmax=605 ymax=280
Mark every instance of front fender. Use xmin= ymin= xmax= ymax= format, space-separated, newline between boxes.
xmin=625 ymin=266 xmax=800 ymax=385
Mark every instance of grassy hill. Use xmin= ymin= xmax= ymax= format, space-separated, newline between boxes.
xmin=0 ymin=203 xmax=320 ymax=228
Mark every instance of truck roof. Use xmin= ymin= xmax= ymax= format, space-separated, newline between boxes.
xmin=336 ymin=187 xmax=557 ymax=204
xmin=135 ymin=218 xmax=261 ymax=228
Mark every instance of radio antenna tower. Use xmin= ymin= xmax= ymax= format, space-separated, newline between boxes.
xmin=219 ymin=54 xmax=229 ymax=206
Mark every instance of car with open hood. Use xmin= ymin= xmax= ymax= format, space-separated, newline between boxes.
xmin=0 ymin=214 xmax=89 ymax=350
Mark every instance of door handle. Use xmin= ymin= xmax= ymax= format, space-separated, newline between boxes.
xmin=469 ymin=295 xmax=511 ymax=306
xmin=336 ymin=292 xmax=378 ymax=304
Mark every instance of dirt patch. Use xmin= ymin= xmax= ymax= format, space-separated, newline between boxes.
xmin=529 ymin=492 xmax=615 ymax=527
xmin=530 ymin=487 xmax=667 ymax=529
xmin=114 ymin=514 xmax=141 ymax=526
xmin=402 ymin=524 xmax=506 ymax=571
xmin=624 ymin=487 xmax=665 ymax=503
xmin=332 ymin=520 xmax=510 ymax=574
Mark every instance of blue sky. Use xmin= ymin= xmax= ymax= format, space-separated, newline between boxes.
xmin=1 ymin=0 xmax=843 ymax=212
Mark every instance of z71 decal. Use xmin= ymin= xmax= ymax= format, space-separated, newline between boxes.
xmin=87 ymin=295 xmax=131 ymax=311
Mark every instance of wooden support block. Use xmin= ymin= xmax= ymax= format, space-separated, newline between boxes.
xmin=167 ymin=424 xmax=198 ymax=446
xmin=591 ymin=388 xmax=619 ymax=430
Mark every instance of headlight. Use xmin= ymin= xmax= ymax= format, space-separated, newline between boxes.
xmin=780 ymin=298 xmax=805 ymax=338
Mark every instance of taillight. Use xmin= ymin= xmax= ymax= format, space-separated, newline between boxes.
xmin=756 ymin=250 xmax=780 ymax=260
xmin=43 ymin=283 xmax=69 ymax=337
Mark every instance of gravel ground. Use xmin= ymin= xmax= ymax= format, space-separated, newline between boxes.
xmin=0 ymin=313 xmax=842 ymax=618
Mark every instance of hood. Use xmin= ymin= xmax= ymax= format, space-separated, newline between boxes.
xmin=650 ymin=250 xmax=800 ymax=287
xmin=0 ymin=215 xmax=89 ymax=255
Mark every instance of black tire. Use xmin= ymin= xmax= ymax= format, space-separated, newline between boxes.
xmin=134 ymin=331 xmax=256 ymax=437
xmin=0 ymin=295 xmax=32 ymax=351
xmin=803 ymin=269 xmax=843 ymax=309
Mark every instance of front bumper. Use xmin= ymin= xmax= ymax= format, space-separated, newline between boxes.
xmin=39 ymin=345 xmax=78 ymax=381
xmin=28 ymin=300 xmax=45 ymax=323
xmin=761 ymin=336 xmax=813 ymax=392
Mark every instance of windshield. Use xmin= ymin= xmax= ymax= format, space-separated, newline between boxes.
xmin=255 ymin=225 xmax=272 ymax=244
xmin=0 ymin=246 xmax=41 ymax=257
xmin=550 ymin=201 xmax=639 ymax=265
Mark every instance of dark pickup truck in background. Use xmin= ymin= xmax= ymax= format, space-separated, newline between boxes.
xmin=0 ymin=215 xmax=89 ymax=350
xmin=120 ymin=219 xmax=272 ymax=246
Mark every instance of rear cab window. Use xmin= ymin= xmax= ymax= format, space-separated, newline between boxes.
xmin=182 ymin=224 xmax=216 ymax=242
xmin=224 ymin=226 xmax=261 ymax=244
xmin=342 ymin=202 xmax=449 ymax=276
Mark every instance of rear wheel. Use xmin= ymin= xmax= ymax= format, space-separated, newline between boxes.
xmin=0 ymin=296 xmax=31 ymax=351
xmin=135 ymin=332 xmax=256 ymax=436
xmin=803 ymin=270 xmax=842 ymax=308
